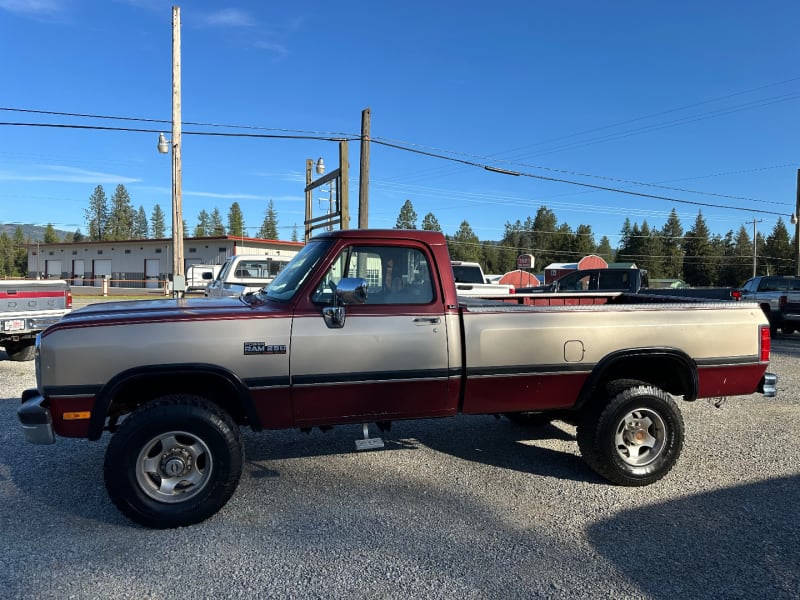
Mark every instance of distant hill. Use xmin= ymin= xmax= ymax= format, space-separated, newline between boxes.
xmin=0 ymin=223 xmax=76 ymax=242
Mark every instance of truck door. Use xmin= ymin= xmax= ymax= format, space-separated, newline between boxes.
xmin=289 ymin=242 xmax=454 ymax=425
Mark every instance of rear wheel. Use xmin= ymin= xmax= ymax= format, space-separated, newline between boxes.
xmin=3 ymin=341 xmax=35 ymax=361
xmin=104 ymin=394 xmax=243 ymax=528
xmin=577 ymin=383 xmax=684 ymax=486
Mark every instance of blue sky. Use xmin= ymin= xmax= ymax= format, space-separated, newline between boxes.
xmin=1 ymin=0 xmax=798 ymax=248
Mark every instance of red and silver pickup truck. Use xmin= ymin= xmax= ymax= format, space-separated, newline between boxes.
xmin=18 ymin=230 xmax=776 ymax=528
xmin=1 ymin=279 xmax=72 ymax=361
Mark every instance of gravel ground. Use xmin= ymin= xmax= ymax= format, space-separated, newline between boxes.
xmin=1 ymin=337 xmax=798 ymax=599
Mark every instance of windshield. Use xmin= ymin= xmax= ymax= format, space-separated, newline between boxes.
xmin=263 ymin=239 xmax=333 ymax=302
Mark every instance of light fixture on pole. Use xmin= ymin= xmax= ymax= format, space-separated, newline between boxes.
xmin=157 ymin=132 xmax=183 ymax=295
xmin=304 ymin=143 xmax=350 ymax=241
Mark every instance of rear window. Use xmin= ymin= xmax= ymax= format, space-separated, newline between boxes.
xmin=758 ymin=277 xmax=799 ymax=292
xmin=452 ymin=265 xmax=485 ymax=284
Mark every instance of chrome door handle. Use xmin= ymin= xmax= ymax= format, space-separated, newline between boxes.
xmin=413 ymin=317 xmax=441 ymax=325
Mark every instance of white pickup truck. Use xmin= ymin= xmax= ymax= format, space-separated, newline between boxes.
xmin=1 ymin=279 xmax=72 ymax=360
xmin=204 ymin=255 xmax=291 ymax=298
xmin=451 ymin=260 xmax=514 ymax=296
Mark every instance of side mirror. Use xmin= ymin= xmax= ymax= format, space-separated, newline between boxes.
xmin=334 ymin=278 xmax=368 ymax=305
xmin=321 ymin=278 xmax=368 ymax=329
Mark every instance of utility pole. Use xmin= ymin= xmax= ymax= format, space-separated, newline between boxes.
xmin=172 ymin=5 xmax=184 ymax=283
xmin=795 ymin=169 xmax=800 ymax=276
xmin=358 ymin=108 xmax=370 ymax=229
xmin=749 ymin=218 xmax=763 ymax=277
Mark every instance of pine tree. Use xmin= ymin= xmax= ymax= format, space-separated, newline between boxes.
xmin=683 ymin=211 xmax=715 ymax=286
xmin=13 ymin=227 xmax=27 ymax=277
xmin=71 ymin=229 xmax=85 ymax=242
xmin=258 ymin=200 xmax=279 ymax=239
xmin=151 ymin=205 xmax=167 ymax=238
xmin=194 ymin=210 xmax=211 ymax=237
xmin=596 ymin=236 xmax=614 ymax=263
xmin=227 ymin=202 xmax=245 ymax=237
xmin=764 ymin=218 xmax=793 ymax=275
xmin=107 ymin=184 xmax=135 ymax=240
xmin=43 ymin=224 xmax=59 ymax=243
xmin=573 ymin=224 xmax=596 ymax=259
xmin=448 ymin=221 xmax=481 ymax=261
xmin=0 ymin=231 xmax=10 ymax=277
xmin=531 ymin=207 xmax=558 ymax=269
xmin=718 ymin=227 xmax=753 ymax=286
xmin=421 ymin=212 xmax=441 ymax=232
xmin=395 ymin=200 xmax=417 ymax=229
xmin=659 ymin=209 xmax=684 ymax=279
xmin=291 ymin=224 xmax=299 ymax=242
xmin=133 ymin=206 xmax=149 ymax=239
xmin=210 ymin=208 xmax=225 ymax=236
xmin=85 ymin=185 xmax=109 ymax=241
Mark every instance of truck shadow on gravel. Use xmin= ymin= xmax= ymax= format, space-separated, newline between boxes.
xmin=243 ymin=415 xmax=597 ymax=485
xmin=587 ymin=474 xmax=800 ymax=599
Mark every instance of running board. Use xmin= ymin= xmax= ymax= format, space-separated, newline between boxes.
xmin=355 ymin=423 xmax=384 ymax=451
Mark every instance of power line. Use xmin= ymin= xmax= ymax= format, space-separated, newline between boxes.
xmin=0 ymin=121 xmax=355 ymax=142
xmin=1 ymin=108 xmax=794 ymax=221
xmin=371 ymin=139 xmax=791 ymax=218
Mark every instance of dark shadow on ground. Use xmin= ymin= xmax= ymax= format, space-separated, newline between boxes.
xmin=587 ymin=474 xmax=800 ymax=599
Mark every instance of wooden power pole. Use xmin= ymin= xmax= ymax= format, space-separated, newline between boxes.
xmin=172 ymin=5 xmax=184 ymax=281
xmin=358 ymin=108 xmax=370 ymax=229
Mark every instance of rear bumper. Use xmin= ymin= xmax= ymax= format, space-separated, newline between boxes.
xmin=759 ymin=372 xmax=778 ymax=398
xmin=18 ymin=388 xmax=55 ymax=444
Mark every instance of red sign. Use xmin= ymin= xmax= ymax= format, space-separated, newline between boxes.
xmin=517 ymin=254 xmax=534 ymax=270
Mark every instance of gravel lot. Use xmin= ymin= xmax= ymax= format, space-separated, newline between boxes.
xmin=1 ymin=337 xmax=799 ymax=599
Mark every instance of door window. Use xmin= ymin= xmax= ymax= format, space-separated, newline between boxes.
xmin=311 ymin=245 xmax=433 ymax=305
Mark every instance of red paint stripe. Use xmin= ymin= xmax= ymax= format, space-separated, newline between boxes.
xmin=0 ymin=290 xmax=68 ymax=300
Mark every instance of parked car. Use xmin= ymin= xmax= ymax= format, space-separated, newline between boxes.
xmin=731 ymin=275 xmax=800 ymax=334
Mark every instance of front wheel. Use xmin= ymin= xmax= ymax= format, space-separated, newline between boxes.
xmin=577 ymin=384 xmax=684 ymax=486
xmin=104 ymin=395 xmax=243 ymax=528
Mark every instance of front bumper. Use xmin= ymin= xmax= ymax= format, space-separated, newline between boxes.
xmin=18 ymin=388 xmax=55 ymax=444
xmin=759 ymin=372 xmax=778 ymax=398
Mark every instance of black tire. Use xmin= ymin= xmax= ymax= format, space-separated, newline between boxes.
xmin=104 ymin=395 xmax=243 ymax=528
xmin=504 ymin=412 xmax=552 ymax=427
xmin=577 ymin=383 xmax=684 ymax=486
xmin=3 ymin=341 xmax=35 ymax=361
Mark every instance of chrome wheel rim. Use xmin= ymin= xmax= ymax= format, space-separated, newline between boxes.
xmin=613 ymin=408 xmax=666 ymax=467
xmin=135 ymin=431 xmax=213 ymax=503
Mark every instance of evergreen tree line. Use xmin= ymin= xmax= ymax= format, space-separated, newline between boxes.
xmin=81 ymin=184 xmax=289 ymax=243
xmin=3 ymin=187 xmax=794 ymax=286
xmin=394 ymin=199 xmax=797 ymax=287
